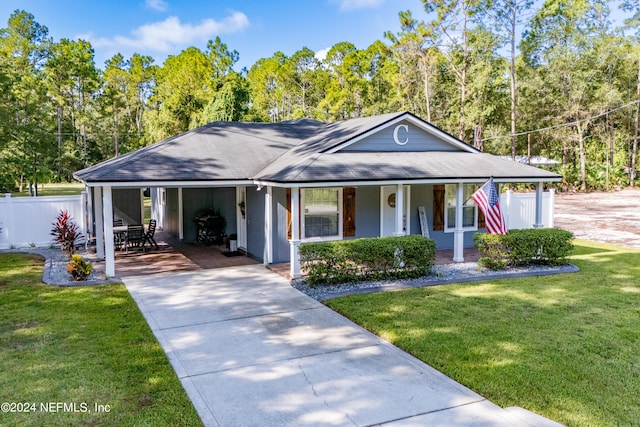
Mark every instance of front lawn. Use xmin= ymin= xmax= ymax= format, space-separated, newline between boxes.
xmin=10 ymin=182 xmax=85 ymax=197
xmin=0 ymin=253 xmax=202 ymax=426
xmin=326 ymin=240 xmax=640 ymax=427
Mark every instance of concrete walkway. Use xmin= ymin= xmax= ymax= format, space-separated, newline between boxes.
xmin=124 ymin=265 xmax=561 ymax=427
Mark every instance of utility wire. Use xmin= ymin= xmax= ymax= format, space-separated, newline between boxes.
xmin=480 ymin=100 xmax=640 ymax=142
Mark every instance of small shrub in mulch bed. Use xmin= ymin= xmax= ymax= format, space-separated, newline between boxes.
xmin=474 ymin=228 xmax=574 ymax=270
xmin=300 ymin=235 xmax=436 ymax=285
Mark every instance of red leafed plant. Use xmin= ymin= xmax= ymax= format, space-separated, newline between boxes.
xmin=51 ymin=210 xmax=82 ymax=258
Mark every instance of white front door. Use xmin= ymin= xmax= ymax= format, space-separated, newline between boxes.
xmin=236 ymin=186 xmax=247 ymax=250
xmin=380 ymin=186 xmax=410 ymax=236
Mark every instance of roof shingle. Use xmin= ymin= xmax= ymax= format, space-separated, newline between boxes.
xmin=74 ymin=112 xmax=561 ymax=185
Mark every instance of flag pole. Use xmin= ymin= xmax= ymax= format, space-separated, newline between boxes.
xmin=464 ymin=177 xmax=495 ymax=205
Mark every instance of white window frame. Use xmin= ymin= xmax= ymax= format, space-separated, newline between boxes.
xmin=301 ymin=187 xmax=343 ymax=241
xmin=444 ymin=184 xmax=478 ymax=233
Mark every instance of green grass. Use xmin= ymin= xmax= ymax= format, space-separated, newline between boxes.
xmin=326 ymin=240 xmax=640 ymax=427
xmin=10 ymin=183 xmax=85 ymax=197
xmin=0 ymin=253 xmax=203 ymax=427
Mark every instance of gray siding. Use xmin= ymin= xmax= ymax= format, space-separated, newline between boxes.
xmin=354 ymin=186 xmax=379 ymax=238
xmin=409 ymin=183 xmax=451 ymax=248
xmin=112 ymin=189 xmax=142 ymax=224
xmin=273 ymin=187 xmax=289 ymax=263
xmin=165 ymin=188 xmax=179 ymax=236
xmin=266 ymin=184 xmax=478 ymax=264
xmin=408 ymin=184 xmax=430 ymax=236
xmin=246 ymin=186 xmax=265 ymax=262
xmin=214 ymin=188 xmax=237 ymax=236
xmin=182 ymin=187 xmax=236 ymax=242
xmin=341 ymin=120 xmax=459 ymax=152
xmin=407 ymin=184 xmax=475 ymax=250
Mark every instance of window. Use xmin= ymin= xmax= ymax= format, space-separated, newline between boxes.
xmin=302 ymin=188 xmax=342 ymax=240
xmin=444 ymin=184 xmax=477 ymax=232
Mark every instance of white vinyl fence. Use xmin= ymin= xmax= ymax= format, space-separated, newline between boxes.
xmin=0 ymin=193 xmax=87 ymax=249
xmin=501 ymin=189 xmax=555 ymax=230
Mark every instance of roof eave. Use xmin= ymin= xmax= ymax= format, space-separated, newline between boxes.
xmin=79 ymin=179 xmax=254 ymax=188
xmin=254 ymin=175 xmax=562 ymax=188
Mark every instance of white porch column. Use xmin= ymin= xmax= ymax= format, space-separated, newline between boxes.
xmin=394 ymin=184 xmax=405 ymax=236
xmin=264 ymin=186 xmax=273 ymax=265
xmin=504 ymin=189 xmax=512 ymax=231
xmin=534 ymin=182 xmax=543 ymax=228
xmin=80 ymin=190 xmax=88 ymax=240
xmin=178 ymin=187 xmax=184 ymax=240
xmin=548 ymin=188 xmax=555 ymax=228
xmin=453 ymin=182 xmax=465 ymax=262
xmin=102 ymin=186 xmax=116 ymax=278
xmin=140 ymin=188 xmax=145 ymax=224
xmin=289 ymin=187 xmax=301 ymax=279
xmin=94 ymin=187 xmax=105 ymax=259
xmin=84 ymin=186 xmax=94 ymax=243
xmin=235 ymin=186 xmax=245 ymax=250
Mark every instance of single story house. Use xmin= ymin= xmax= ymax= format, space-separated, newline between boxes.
xmin=74 ymin=111 xmax=562 ymax=278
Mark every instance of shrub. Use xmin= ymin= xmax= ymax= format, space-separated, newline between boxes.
xmin=299 ymin=235 xmax=436 ymax=285
xmin=473 ymin=233 xmax=509 ymax=270
xmin=474 ymin=228 xmax=574 ymax=270
xmin=66 ymin=254 xmax=93 ymax=281
xmin=51 ymin=210 xmax=83 ymax=258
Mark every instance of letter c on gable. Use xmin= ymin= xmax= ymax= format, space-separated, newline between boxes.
xmin=393 ymin=124 xmax=409 ymax=145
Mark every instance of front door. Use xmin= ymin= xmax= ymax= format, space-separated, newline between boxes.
xmin=380 ymin=186 xmax=410 ymax=236
xmin=236 ymin=186 xmax=247 ymax=250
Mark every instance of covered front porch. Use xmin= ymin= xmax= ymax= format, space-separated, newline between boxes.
xmin=84 ymin=179 xmax=552 ymax=279
xmin=87 ymin=230 xmax=479 ymax=279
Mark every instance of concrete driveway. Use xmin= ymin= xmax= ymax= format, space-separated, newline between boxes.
xmin=124 ymin=265 xmax=554 ymax=427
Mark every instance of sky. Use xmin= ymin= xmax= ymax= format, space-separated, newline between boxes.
xmin=0 ymin=0 xmax=424 ymax=71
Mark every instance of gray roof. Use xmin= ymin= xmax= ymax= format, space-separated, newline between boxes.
xmin=254 ymin=152 xmax=561 ymax=183
xmin=74 ymin=112 xmax=561 ymax=185
xmin=74 ymin=119 xmax=324 ymax=183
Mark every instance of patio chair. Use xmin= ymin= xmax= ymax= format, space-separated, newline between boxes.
xmin=124 ymin=225 xmax=145 ymax=252
xmin=145 ymin=219 xmax=159 ymax=250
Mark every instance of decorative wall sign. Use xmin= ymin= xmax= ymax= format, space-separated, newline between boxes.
xmin=387 ymin=193 xmax=396 ymax=208
xmin=393 ymin=124 xmax=409 ymax=145
xmin=418 ymin=206 xmax=429 ymax=237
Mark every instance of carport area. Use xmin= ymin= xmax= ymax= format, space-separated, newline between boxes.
xmin=109 ymin=232 xmax=258 ymax=277
xmin=124 ymin=265 xmax=539 ymax=427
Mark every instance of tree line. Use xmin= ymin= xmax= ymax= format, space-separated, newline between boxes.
xmin=0 ymin=0 xmax=638 ymax=193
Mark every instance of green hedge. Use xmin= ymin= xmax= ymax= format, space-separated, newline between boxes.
xmin=474 ymin=228 xmax=574 ymax=270
xmin=299 ymin=235 xmax=436 ymax=285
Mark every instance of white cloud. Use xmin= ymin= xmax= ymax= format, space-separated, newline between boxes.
xmin=315 ymin=47 xmax=330 ymax=62
xmin=85 ymin=12 xmax=249 ymax=54
xmin=145 ymin=0 xmax=169 ymax=12
xmin=332 ymin=0 xmax=385 ymax=11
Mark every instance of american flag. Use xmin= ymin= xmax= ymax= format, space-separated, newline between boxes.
xmin=472 ymin=178 xmax=507 ymax=234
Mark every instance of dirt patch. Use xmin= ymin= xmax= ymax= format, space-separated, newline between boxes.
xmin=554 ymin=188 xmax=640 ymax=249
